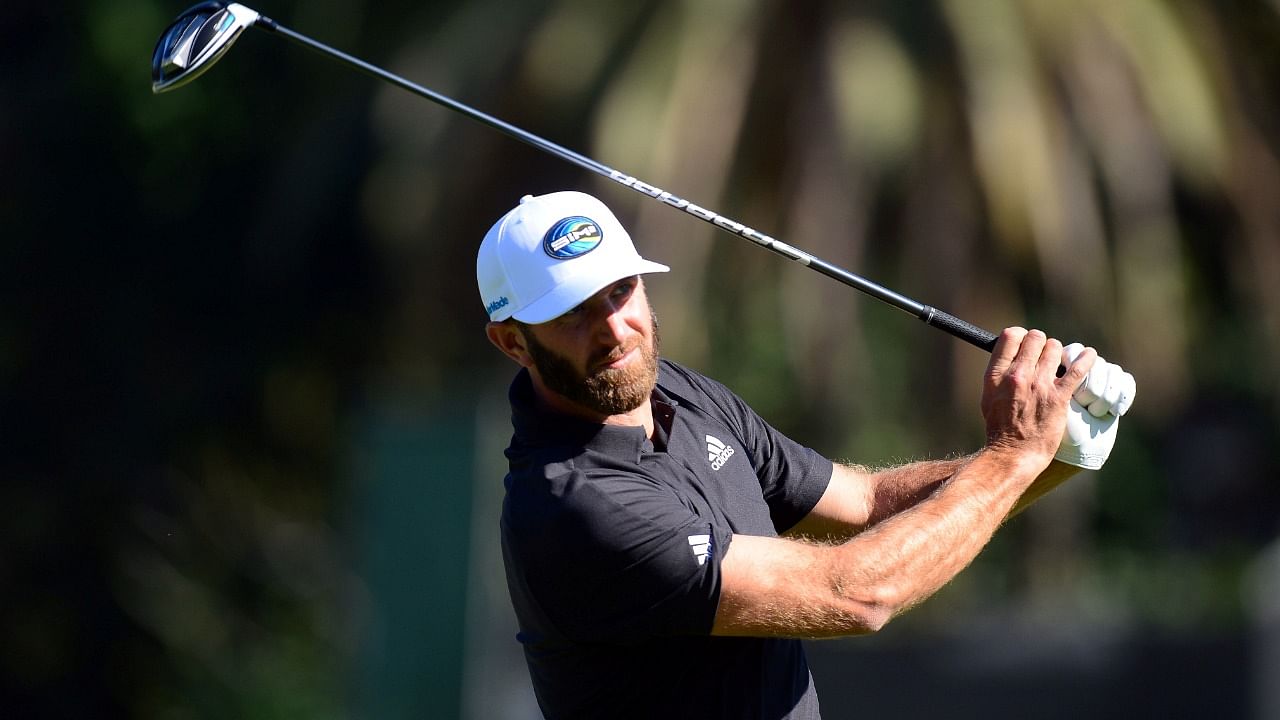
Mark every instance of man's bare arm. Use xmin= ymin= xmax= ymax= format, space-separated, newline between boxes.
xmin=784 ymin=459 xmax=966 ymax=542
xmin=711 ymin=328 xmax=1097 ymax=639
xmin=788 ymin=455 xmax=1081 ymax=542
xmin=713 ymin=448 xmax=1043 ymax=638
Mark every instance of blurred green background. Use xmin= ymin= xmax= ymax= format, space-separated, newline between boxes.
xmin=4 ymin=0 xmax=1280 ymax=718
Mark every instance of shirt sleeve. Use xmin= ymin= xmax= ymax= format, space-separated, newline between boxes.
xmin=504 ymin=467 xmax=734 ymax=644
xmin=732 ymin=400 xmax=832 ymax=533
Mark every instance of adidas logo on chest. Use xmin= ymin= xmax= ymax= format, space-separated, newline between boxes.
xmin=705 ymin=435 xmax=735 ymax=471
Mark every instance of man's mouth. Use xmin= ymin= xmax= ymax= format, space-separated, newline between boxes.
xmin=593 ymin=343 xmax=639 ymax=372
xmin=605 ymin=346 xmax=636 ymax=369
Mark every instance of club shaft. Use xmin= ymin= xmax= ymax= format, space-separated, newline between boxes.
xmin=257 ymin=16 xmax=998 ymax=353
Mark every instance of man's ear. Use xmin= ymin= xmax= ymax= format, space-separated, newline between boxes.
xmin=486 ymin=321 xmax=535 ymax=368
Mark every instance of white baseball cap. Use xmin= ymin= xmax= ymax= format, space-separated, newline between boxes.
xmin=476 ymin=191 xmax=669 ymax=324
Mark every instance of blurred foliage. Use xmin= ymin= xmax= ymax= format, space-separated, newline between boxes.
xmin=4 ymin=0 xmax=1280 ymax=717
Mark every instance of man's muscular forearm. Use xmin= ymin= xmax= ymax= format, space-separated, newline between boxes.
xmin=825 ymin=448 xmax=1046 ymax=629
xmin=790 ymin=455 xmax=1070 ymax=543
xmin=714 ymin=328 xmax=1095 ymax=638
xmin=871 ymin=456 xmax=1083 ymax=526
xmin=862 ymin=457 xmax=968 ymax=527
xmin=718 ymin=447 xmax=1049 ymax=638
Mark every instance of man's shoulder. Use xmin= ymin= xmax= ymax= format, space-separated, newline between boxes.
xmin=658 ymin=358 xmax=750 ymax=418
xmin=659 ymin=358 xmax=727 ymax=397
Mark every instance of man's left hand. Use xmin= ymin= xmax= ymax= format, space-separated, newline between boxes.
xmin=1053 ymin=343 xmax=1136 ymax=470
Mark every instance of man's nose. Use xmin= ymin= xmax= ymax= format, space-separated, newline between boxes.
xmin=595 ymin=302 xmax=633 ymax=345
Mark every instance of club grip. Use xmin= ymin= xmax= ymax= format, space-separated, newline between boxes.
xmin=920 ymin=306 xmax=998 ymax=352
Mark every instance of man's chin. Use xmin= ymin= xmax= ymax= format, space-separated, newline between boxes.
xmin=522 ymin=324 xmax=661 ymax=417
xmin=582 ymin=370 xmax=655 ymax=415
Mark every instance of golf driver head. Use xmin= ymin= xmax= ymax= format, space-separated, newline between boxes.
xmin=152 ymin=2 xmax=260 ymax=93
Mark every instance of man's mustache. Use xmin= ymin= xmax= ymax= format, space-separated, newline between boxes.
xmin=590 ymin=340 xmax=644 ymax=372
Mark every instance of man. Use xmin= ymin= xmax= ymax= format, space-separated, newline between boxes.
xmin=477 ymin=191 xmax=1135 ymax=719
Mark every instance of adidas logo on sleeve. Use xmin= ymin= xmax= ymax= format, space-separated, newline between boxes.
xmin=706 ymin=435 xmax=735 ymax=471
xmin=687 ymin=534 xmax=712 ymax=566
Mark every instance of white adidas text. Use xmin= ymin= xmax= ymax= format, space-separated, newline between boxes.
xmin=706 ymin=435 xmax=735 ymax=471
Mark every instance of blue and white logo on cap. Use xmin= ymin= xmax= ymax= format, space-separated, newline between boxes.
xmin=543 ymin=216 xmax=602 ymax=259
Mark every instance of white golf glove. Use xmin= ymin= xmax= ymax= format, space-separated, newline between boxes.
xmin=1054 ymin=343 xmax=1136 ymax=470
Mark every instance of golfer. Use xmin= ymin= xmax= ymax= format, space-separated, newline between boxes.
xmin=477 ymin=191 xmax=1135 ymax=719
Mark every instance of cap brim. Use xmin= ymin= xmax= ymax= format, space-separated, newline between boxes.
xmin=512 ymin=259 xmax=669 ymax=324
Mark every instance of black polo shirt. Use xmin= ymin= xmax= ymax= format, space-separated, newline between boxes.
xmin=500 ymin=359 xmax=833 ymax=719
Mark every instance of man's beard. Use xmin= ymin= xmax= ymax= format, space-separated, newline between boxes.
xmin=522 ymin=310 xmax=661 ymax=416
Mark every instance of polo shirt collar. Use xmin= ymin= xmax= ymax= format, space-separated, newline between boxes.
xmin=508 ymin=368 xmax=679 ymax=459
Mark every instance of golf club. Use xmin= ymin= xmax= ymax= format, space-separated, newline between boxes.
xmin=152 ymin=1 xmax=999 ymax=352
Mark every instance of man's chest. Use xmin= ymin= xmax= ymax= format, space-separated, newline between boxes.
xmin=640 ymin=403 xmax=777 ymax=536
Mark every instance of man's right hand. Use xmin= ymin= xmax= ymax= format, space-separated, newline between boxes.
xmin=980 ymin=327 xmax=1096 ymax=467
xmin=714 ymin=327 xmax=1099 ymax=640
